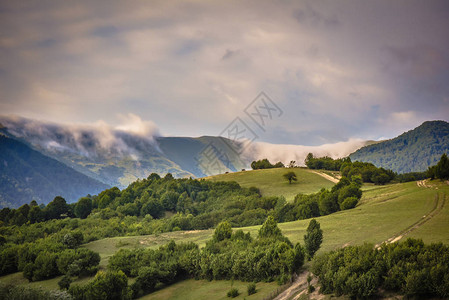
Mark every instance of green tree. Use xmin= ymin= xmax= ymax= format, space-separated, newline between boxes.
xmin=214 ymin=221 xmax=232 ymax=242
xmin=283 ymin=171 xmax=297 ymax=184
xmin=78 ymin=270 xmax=130 ymax=300
xmin=74 ymin=197 xmax=92 ymax=219
xmin=44 ymin=196 xmax=69 ymax=220
xmin=435 ymin=153 xmax=449 ymax=179
xmin=258 ymin=216 xmax=282 ymax=238
xmin=304 ymin=219 xmax=323 ymax=260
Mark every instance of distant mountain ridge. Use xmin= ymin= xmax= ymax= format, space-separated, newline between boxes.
xmin=0 ymin=115 xmax=371 ymax=209
xmin=350 ymin=120 xmax=449 ymax=173
xmin=0 ymin=134 xmax=110 ymax=208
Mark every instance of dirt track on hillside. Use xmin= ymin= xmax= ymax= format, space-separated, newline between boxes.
xmin=375 ymin=191 xmax=446 ymax=248
xmin=308 ymin=170 xmax=340 ymax=184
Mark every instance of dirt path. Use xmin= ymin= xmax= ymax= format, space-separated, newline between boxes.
xmin=375 ymin=192 xmax=446 ymax=248
xmin=309 ymin=170 xmax=340 ymax=184
xmin=273 ymin=271 xmax=309 ymax=300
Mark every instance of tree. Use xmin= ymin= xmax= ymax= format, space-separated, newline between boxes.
xmin=304 ymin=219 xmax=323 ymax=260
xmin=44 ymin=196 xmax=69 ymax=220
xmin=214 ymin=221 xmax=232 ymax=242
xmin=283 ymin=171 xmax=297 ymax=184
xmin=288 ymin=160 xmax=296 ymax=168
xmin=258 ymin=216 xmax=282 ymax=238
xmin=74 ymin=197 xmax=92 ymax=219
xmin=435 ymin=153 xmax=449 ymax=179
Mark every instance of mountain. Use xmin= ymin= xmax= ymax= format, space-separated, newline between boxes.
xmin=0 ymin=117 xmax=247 ymax=189
xmin=0 ymin=134 xmax=110 ymax=208
xmin=350 ymin=120 xmax=449 ymax=173
xmin=0 ymin=115 xmax=366 ymax=191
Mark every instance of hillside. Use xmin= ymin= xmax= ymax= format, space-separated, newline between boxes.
xmin=2 ymin=179 xmax=447 ymax=299
xmin=0 ymin=135 xmax=110 ymax=208
xmin=350 ymin=120 xmax=449 ymax=173
xmin=206 ymin=168 xmax=335 ymax=202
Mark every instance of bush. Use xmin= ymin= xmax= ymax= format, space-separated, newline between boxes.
xmin=340 ymin=197 xmax=358 ymax=210
xmin=227 ymin=288 xmax=239 ymax=298
xmin=58 ymin=275 xmax=72 ymax=290
xmin=247 ymin=283 xmax=256 ymax=295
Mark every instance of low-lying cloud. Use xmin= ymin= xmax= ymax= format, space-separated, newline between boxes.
xmin=244 ymin=138 xmax=368 ymax=166
xmin=0 ymin=114 xmax=160 ymax=159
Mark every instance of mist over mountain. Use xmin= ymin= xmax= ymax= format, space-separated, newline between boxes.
xmin=0 ymin=115 xmax=370 ymax=183
xmin=350 ymin=121 xmax=449 ymax=173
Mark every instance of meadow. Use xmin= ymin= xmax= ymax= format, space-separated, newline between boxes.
xmin=206 ymin=168 xmax=335 ymax=202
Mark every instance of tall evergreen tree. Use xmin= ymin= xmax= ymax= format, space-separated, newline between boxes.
xmin=304 ymin=219 xmax=323 ymax=260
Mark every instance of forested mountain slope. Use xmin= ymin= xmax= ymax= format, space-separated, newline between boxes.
xmin=350 ymin=120 xmax=449 ymax=173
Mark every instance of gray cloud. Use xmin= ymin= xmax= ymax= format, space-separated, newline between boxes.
xmin=0 ymin=0 xmax=448 ymax=144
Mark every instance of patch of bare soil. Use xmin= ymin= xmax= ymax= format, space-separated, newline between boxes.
xmin=308 ymin=170 xmax=339 ymax=184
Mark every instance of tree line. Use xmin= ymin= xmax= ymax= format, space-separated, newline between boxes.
xmin=276 ymin=175 xmax=362 ymax=222
xmin=251 ymin=159 xmax=284 ymax=170
xmin=312 ymin=238 xmax=449 ymax=298
xmin=305 ymin=152 xmax=449 ymax=184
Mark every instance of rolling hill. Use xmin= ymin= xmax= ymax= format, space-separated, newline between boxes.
xmin=2 ymin=169 xmax=447 ymax=299
xmin=350 ymin=120 xmax=449 ymax=173
xmin=206 ymin=167 xmax=335 ymax=202
xmin=0 ymin=134 xmax=110 ymax=208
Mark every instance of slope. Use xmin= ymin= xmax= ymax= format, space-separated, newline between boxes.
xmin=0 ymin=135 xmax=110 ymax=208
xmin=206 ymin=168 xmax=335 ymax=202
xmin=350 ymin=120 xmax=449 ymax=173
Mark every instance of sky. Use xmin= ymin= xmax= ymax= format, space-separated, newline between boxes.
xmin=1 ymin=0 xmax=448 ymax=146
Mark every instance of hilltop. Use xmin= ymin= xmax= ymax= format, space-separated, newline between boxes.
xmin=206 ymin=167 xmax=335 ymax=202
xmin=350 ymin=120 xmax=449 ymax=173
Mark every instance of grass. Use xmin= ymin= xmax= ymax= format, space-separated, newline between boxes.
xmin=139 ymin=279 xmax=279 ymax=300
xmin=84 ymin=229 xmax=214 ymax=268
xmin=206 ymin=168 xmax=335 ymax=202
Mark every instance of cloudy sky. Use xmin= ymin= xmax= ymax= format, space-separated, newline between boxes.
xmin=1 ymin=0 xmax=448 ymax=145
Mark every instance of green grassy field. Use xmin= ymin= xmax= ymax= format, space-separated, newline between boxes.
xmin=206 ymin=168 xmax=335 ymax=202
xmin=2 ymin=170 xmax=448 ymax=300
xmin=139 ymin=279 xmax=279 ymax=300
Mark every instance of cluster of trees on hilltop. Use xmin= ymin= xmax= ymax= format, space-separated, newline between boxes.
xmin=304 ymin=153 xmax=351 ymax=171
xmin=251 ymin=159 xmax=284 ymax=170
xmin=312 ymin=238 xmax=449 ymax=298
xmin=306 ymin=152 xmax=449 ymax=185
xmin=305 ymin=153 xmax=400 ymax=185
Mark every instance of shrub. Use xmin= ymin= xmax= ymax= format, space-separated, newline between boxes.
xmin=247 ymin=283 xmax=256 ymax=295
xmin=227 ymin=288 xmax=239 ymax=298
xmin=58 ymin=275 xmax=72 ymax=290
xmin=340 ymin=197 xmax=358 ymax=210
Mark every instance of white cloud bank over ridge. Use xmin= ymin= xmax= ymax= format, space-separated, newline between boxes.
xmin=1 ymin=115 xmax=366 ymax=167
xmin=245 ymin=139 xmax=367 ymax=167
